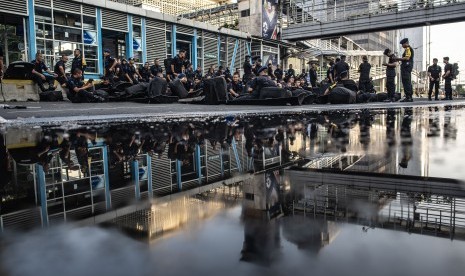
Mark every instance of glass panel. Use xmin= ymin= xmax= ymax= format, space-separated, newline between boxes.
xmin=53 ymin=10 xmax=82 ymax=28
xmin=82 ymin=16 xmax=97 ymax=30
xmin=54 ymin=26 xmax=82 ymax=43
xmin=84 ymin=45 xmax=98 ymax=60
xmin=47 ymin=200 xmax=64 ymax=215
xmin=36 ymin=39 xmax=45 ymax=55
xmin=46 ymin=184 xmax=63 ymax=200
xmin=35 ymin=23 xmax=53 ymax=39
xmin=64 ymin=193 xmax=92 ymax=211
xmin=35 ymin=7 xmax=52 ymax=23
xmin=54 ymin=41 xmax=80 ymax=57
xmin=133 ymin=25 xmax=141 ymax=37
xmin=85 ymin=59 xmax=98 ymax=74
xmin=63 ymin=179 xmax=91 ymax=196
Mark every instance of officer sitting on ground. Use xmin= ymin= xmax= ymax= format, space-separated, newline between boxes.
xmin=66 ymin=68 xmax=105 ymax=103
xmin=31 ymin=52 xmax=57 ymax=92
xmin=54 ymin=54 xmax=68 ymax=87
xmin=247 ymin=66 xmax=277 ymax=99
xmin=227 ymin=72 xmax=243 ymax=99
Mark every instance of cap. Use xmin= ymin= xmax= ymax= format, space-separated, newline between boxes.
xmin=104 ymin=49 xmax=111 ymax=53
xmin=178 ymin=73 xmax=186 ymax=79
xmin=257 ymin=66 xmax=268 ymax=74
xmin=400 ymin=38 xmax=409 ymax=45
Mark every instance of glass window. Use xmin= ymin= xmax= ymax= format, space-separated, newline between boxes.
xmin=82 ymin=16 xmax=96 ymax=30
xmin=35 ymin=7 xmax=52 ymax=23
xmin=54 ymin=26 xmax=82 ymax=43
xmin=133 ymin=25 xmax=141 ymax=37
xmin=35 ymin=23 xmax=53 ymax=39
xmin=53 ymin=10 xmax=82 ymax=28
xmin=36 ymin=39 xmax=45 ymax=55
xmin=84 ymin=45 xmax=98 ymax=60
xmin=84 ymin=59 xmax=98 ymax=74
xmin=54 ymin=41 xmax=80 ymax=57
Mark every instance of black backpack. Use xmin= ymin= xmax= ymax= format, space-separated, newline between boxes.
xmin=39 ymin=90 xmax=64 ymax=102
xmin=203 ymin=77 xmax=227 ymax=104
xmin=3 ymin=62 xmax=34 ymax=80
xmin=164 ymin=58 xmax=173 ymax=74
xmin=450 ymin=63 xmax=459 ymax=80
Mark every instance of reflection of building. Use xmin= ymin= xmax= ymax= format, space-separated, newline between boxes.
xmin=111 ymin=0 xmax=231 ymax=15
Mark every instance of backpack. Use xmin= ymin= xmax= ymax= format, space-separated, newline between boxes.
xmin=450 ymin=63 xmax=459 ymax=80
xmin=39 ymin=90 xmax=64 ymax=101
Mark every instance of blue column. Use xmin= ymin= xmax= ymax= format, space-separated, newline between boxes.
xmin=231 ymin=137 xmax=242 ymax=173
xmin=217 ymin=34 xmax=221 ymax=66
xmin=27 ymin=0 xmax=36 ymax=61
xmin=176 ymin=160 xmax=182 ymax=191
xmin=96 ymin=8 xmax=103 ymax=76
xmin=195 ymin=145 xmax=202 ymax=185
xmin=192 ymin=29 xmax=198 ymax=69
xmin=35 ymin=164 xmax=48 ymax=227
xmin=127 ymin=15 xmax=134 ymax=59
xmin=132 ymin=160 xmax=140 ymax=200
xmin=171 ymin=25 xmax=177 ymax=57
xmin=229 ymin=39 xmax=239 ymax=73
xmin=147 ymin=155 xmax=153 ymax=198
xmin=102 ymin=146 xmax=111 ymax=210
xmin=141 ymin=18 xmax=147 ymax=63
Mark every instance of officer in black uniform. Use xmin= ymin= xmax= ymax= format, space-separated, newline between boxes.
xmin=247 ymin=65 xmax=276 ymax=99
xmin=227 ymin=72 xmax=243 ymax=99
xmin=31 ymin=52 xmax=57 ymax=92
xmin=103 ymin=49 xmax=117 ymax=80
xmin=127 ymin=58 xmax=140 ymax=84
xmin=54 ymin=54 xmax=69 ymax=86
xmin=171 ymin=49 xmax=187 ymax=78
xmin=150 ymin=58 xmax=163 ymax=77
xmin=334 ymin=55 xmax=350 ymax=81
xmin=194 ymin=65 xmax=203 ymax=80
xmin=274 ymin=64 xmax=283 ymax=82
xmin=326 ymin=60 xmax=335 ymax=84
xmin=442 ymin=57 xmax=453 ymax=100
xmin=427 ymin=58 xmax=441 ymax=101
xmin=358 ymin=56 xmax=372 ymax=92
xmin=71 ymin=49 xmax=86 ymax=80
xmin=66 ymin=68 xmax=104 ymax=103
xmin=382 ymin=48 xmax=398 ymax=102
xmin=395 ymin=38 xmax=414 ymax=102
xmin=243 ymin=55 xmax=253 ymax=84
xmin=286 ymin=64 xmax=295 ymax=79
xmin=140 ymin=62 xmax=152 ymax=82
xmin=252 ymin=58 xmax=262 ymax=76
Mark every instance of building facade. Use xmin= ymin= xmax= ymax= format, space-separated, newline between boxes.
xmin=0 ymin=0 xmax=250 ymax=79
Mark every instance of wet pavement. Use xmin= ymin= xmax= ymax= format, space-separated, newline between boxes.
xmin=2 ymin=105 xmax=465 ymax=276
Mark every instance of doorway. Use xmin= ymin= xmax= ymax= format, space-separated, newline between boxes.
xmin=102 ymin=29 xmax=127 ymax=59
xmin=0 ymin=14 xmax=27 ymax=66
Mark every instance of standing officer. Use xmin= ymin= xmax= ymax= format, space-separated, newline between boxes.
xmin=103 ymin=49 xmax=117 ymax=80
xmin=442 ymin=57 xmax=453 ymax=100
xmin=395 ymin=38 xmax=414 ymax=102
xmin=427 ymin=58 xmax=441 ymax=101
xmin=243 ymin=55 xmax=253 ymax=84
xmin=71 ymin=49 xmax=86 ymax=80
xmin=382 ymin=48 xmax=398 ymax=102
xmin=358 ymin=56 xmax=371 ymax=92
xmin=334 ymin=55 xmax=349 ymax=81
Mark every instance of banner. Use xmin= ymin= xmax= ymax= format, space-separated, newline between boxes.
xmin=262 ymin=0 xmax=279 ymax=40
xmin=83 ymin=30 xmax=97 ymax=46
xmin=133 ymin=37 xmax=142 ymax=52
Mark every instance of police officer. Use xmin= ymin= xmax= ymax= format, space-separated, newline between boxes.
xmin=309 ymin=63 xmax=318 ymax=88
xmin=252 ymin=58 xmax=262 ymax=76
xmin=31 ymin=52 xmax=57 ymax=92
xmin=54 ymin=54 xmax=69 ymax=87
xmin=171 ymin=49 xmax=187 ymax=77
xmin=358 ymin=56 xmax=371 ymax=93
xmin=382 ymin=48 xmax=398 ymax=102
xmin=71 ymin=49 xmax=86 ymax=80
xmin=427 ymin=58 xmax=441 ymax=101
xmin=150 ymin=58 xmax=163 ymax=77
xmin=103 ymin=49 xmax=117 ymax=80
xmin=127 ymin=58 xmax=141 ymax=84
xmin=227 ymin=72 xmax=243 ymax=99
xmin=395 ymin=38 xmax=414 ymax=102
xmin=66 ymin=68 xmax=104 ymax=103
xmin=243 ymin=55 xmax=253 ymax=84
xmin=140 ymin=62 xmax=152 ymax=82
xmin=274 ymin=64 xmax=283 ymax=82
xmin=247 ymin=65 xmax=276 ymax=99
xmin=286 ymin=64 xmax=295 ymax=79
xmin=327 ymin=60 xmax=335 ymax=83
xmin=334 ymin=55 xmax=350 ymax=81
xmin=442 ymin=57 xmax=453 ymax=100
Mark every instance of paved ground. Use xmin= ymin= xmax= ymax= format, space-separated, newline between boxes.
xmin=1 ymin=98 xmax=465 ymax=125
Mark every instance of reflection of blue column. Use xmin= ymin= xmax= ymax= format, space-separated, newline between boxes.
xmin=27 ymin=0 xmax=36 ymax=61
xmin=102 ymin=146 xmax=111 ymax=210
xmin=246 ymin=41 xmax=252 ymax=56
xmin=192 ymin=29 xmax=198 ymax=69
xmin=132 ymin=160 xmax=140 ymax=200
xmin=96 ymin=8 xmax=103 ymax=76
xmin=217 ymin=34 xmax=221 ymax=66
xmin=171 ymin=25 xmax=177 ymax=57
xmin=230 ymin=39 xmax=239 ymax=73
xmin=127 ymin=15 xmax=134 ymax=59
xmin=176 ymin=160 xmax=182 ymax=191
xmin=35 ymin=164 xmax=48 ymax=227
xmin=220 ymin=148 xmax=224 ymax=177
xmin=147 ymin=155 xmax=153 ymax=198
xmin=195 ymin=145 xmax=202 ymax=185
xmin=231 ymin=137 xmax=242 ymax=173
xmin=141 ymin=18 xmax=147 ymax=63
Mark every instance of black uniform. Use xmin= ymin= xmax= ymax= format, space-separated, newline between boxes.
xmin=66 ymin=76 xmax=100 ymax=103
xmin=386 ymin=55 xmax=396 ymax=100
xmin=227 ymin=81 xmax=243 ymax=99
xmin=171 ymin=55 xmax=184 ymax=74
xmin=427 ymin=64 xmax=441 ymax=100
xmin=358 ymin=61 xmax=372 ymax=92
xmin=150 ymin=64 xmax=163 ymax=76
xmin=31 ymin=60 xmax=55 ymax=91
xmin=400 ymin=46 xmax=414 ymax=99
xmin=286 ymin=68 xmax=295 ymax=79
xmin=309 ymin=67 xmax=318 ymax=87
xmin=249 ymin=76 xmax=276 ymax=99
xmin=243 ymin=60 xmax=253 ymax=84
xmin=194 ymin=69 xmax=203 ymax=80
xmin=54 ymin=60 xmax=67 ymax=85
xmin=127 ymin=65 xmax=139 ymax=84
xmin=334 ymin=61 xmax=349 ymax=79
xmin=140 ymin=66 xmax=151 ymax=82
xmin=104 ymin=55 xmax=116 ymax=79
xmin=71 ymin=54 xmax=86 ymax=79
xmin=274 ymin=68 xmax=283 ymax=81
xmin=444 ymin=63 xmax=453 ymax=100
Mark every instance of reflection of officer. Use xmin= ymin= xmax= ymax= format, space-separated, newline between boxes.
xmin=399 ymin=108 xmax=413 ymax=169
xmin=427 ymin=58 xmax=441 ymax=101
xmin=395 ymin=38 xmax=414 ymax=102
xmin=383 ymin=48 xmax=398 ymax=102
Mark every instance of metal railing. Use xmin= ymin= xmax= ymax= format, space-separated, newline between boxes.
xmin=284 ymin=0 xmax=465 ymax=26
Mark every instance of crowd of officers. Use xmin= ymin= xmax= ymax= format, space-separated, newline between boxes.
xmin=27 ymin=38 xmax=455 ymax=104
